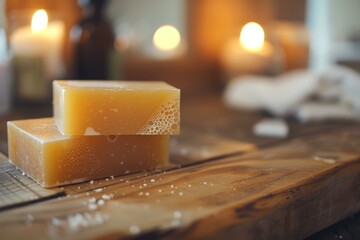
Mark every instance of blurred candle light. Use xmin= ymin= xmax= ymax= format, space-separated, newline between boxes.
xmin=31 ymin=9 xmax=48 ymax=33
xmin=10 ymin=9 xmax=65 ymax=101
xmin=221 ymin=22 xmax=279 ymax=78
xmin=153 ymin=25 xmax=181 ymax=51
xmin=149 ymin=25 xmax=184 ymax=59
xmin=240 ymin=22 xmax=265 ymax=52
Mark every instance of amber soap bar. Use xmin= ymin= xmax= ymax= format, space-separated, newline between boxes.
xmin=53 ymin=80 xmax=180 ymax=136
xmin=7 ymin=118 xmax=169 ymax=188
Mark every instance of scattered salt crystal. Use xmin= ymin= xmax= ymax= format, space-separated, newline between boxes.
xmin=52 ymin=218 xmax=62 ymax=226
xmin=88 ymin=203 xmax=98 ymax=210
xmin=158 ymin=189 xmax=162 ymax=193
xmin=171 ymin=219 xmax=182 ymax=227
xmin=106 ymin=178 xmax=109 ymax=181
xmin=94 ymin=188 xmax=103 ymax=193
xmin=150 ymin=179 xmax=155 ymax=183
xmin=102 ymin=194 xmax=112 ymax=200
xmin=138 ymin=192 xmax=144 ymax=196
xmin=86 ymin=192 xmax=90 ymax=196
xmin=170 ymin=184 xmax=174 ymax=188
xmin=170 ymin=191 xmax=175 ymax=194
xmin=173 ymin=211 xmax=182 ymax=218
xmin=143 ymin=183 xmax=147 ymax=187
xmin=129 ymin=225 xmax=140 ymax=234
xmin=188 ymin=184 xmax=192 ymax=187
xmin=88 ymin=197 xmax=96 ymax=203
xmin=66 ymin=212 xmax=108 ymax=232
xmin=27 ymin=214 xmax=34 ymax=221
xmin=203 ymin=181 xmax=207 ymax=185
xmin=77 ymin=186 xmax=81 ymax=189
xmin=178 ymin=192 xmax=184 ymax=196
xmin=21 ymin=172 xmax=25 ymax=176
xmin=110 ymin=176 xmax=114 ymax=180
xmin=97 ymin=199 xmax=105 ymax=206
xmin=145 ymin=192 xmax=150 ymax=196
xmin=90 ymin=180 xmax=94 ymax=184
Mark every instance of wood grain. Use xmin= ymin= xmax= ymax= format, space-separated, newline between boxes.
xmin=0 ymin=128 xmax=359 ymax=239
xmin=0 ymin=152 xmax=65 ymax=211
xmin=0 ymin=127 xmax=254 ymax=209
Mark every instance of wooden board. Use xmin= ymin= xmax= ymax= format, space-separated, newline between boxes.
xmin=0 ymin=128 xmax=254 ymax=209
xmin=0 ymin=127 xmax=359 ymax=239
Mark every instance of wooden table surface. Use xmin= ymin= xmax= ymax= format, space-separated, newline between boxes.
xmin=0 ymin=91 xmax=359 ymax=239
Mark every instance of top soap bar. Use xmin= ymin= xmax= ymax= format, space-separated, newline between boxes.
xmin=53 ymin=80 xmax=180 ymax=135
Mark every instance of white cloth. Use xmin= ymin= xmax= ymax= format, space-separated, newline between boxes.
xmin=224 ymin=65 xmax=360 ymax=122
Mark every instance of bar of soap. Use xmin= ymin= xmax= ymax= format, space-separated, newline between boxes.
xmin=53 ymin=80 xmax=180 ymax=135
xmin=7 ymin=118 xmax=169 ymax=188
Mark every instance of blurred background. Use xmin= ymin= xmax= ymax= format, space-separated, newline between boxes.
xmin=0 ymin=0 xmax=360 ymax=113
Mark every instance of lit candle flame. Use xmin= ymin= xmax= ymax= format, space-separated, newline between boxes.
xmin=153 ymin=25 xmax=181 ymax=51
xmin=31 ymin=9 xmax=48 ymax=33
xmin=239 ymin=22 xmax=265 ymax=52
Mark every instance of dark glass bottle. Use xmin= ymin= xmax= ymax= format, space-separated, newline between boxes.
xmin=71 ymin=0 xmax=114 ymax=79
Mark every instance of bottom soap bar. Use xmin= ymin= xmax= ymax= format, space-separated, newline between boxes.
xmin=7 ymin=118 xmax=169 ymax=188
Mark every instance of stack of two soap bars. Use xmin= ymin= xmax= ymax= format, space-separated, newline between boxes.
xmin=7 ymin=81 xmax=180 ymax=187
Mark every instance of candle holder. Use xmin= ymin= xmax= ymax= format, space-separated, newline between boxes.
xmin=7 ymin=9 xmax=65 ymax=105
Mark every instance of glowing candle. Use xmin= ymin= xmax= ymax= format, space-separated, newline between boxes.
xmin=221 ymin=22 xmax=276 ymax=76
xmin=10 ymin=9 xmax=65 ymax=80
xmin=148 ymin=25 xmax=184 ymax=59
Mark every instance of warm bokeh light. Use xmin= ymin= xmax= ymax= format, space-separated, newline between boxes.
xmin=239 ymin=22 xmax=265 ymax=52
xmin=31 ymin=9 xmax=48 ymax=33
xmin=153 ymin=25 xmax=181 ymax=51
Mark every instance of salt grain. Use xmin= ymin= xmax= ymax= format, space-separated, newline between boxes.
xmin=102 ymin=194 xmax=112 ymax=200
xmin=129 ymin=225 xmax=140 ymax=234
xmin=173 ymin=211 xmax=182 ymax=218
xmin=52 ymin=218 xmax=62 ymax=226
xmin=88 ymin=203 xmax=98 ymax=210
xmin=94 ymin=188 xmax=103 ymax=193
